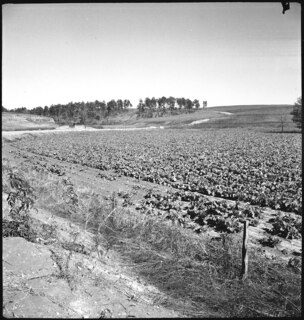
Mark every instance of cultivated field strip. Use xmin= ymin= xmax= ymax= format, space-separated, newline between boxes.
xmin=12 ymin=129 xmax=302 ymax=215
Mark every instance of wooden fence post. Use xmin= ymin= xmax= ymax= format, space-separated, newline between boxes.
xmin=241 ymin=220 xmax=249 ymax=279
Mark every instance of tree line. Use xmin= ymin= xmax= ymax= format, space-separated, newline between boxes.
xmin=2 ymin=96 xmax=205 ymax=124
xmin=136 ymin=96 xmax=203 ymax=118
xmin=2 ymin=99 xmax=132 ymax=125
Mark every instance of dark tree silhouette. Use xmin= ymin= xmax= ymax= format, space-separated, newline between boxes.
xmin=193 ymin=99 xmax=200 ymax=109
xmin=291 ymin=97 xmax=302 ymax=129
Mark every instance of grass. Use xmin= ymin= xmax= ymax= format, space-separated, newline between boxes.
xmin=2 ymin=112 xmax=58 ymax=131
xmin=2 ymin=159 xmax=301 ymax=318
xmin=3 ymin=127 xmax=57 ymax=132
xmin=89 ymin=109 xmax=214 ymax=127
xmin=190 ymin=105 xmax=300 ymax=132
xmin=97 ymin=212 xmax=301 ymax=317
xmin=217 ymin=104 xmax=291 ymax=114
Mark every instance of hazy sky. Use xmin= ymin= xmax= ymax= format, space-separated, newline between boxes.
xmin=2 ymin=3 xmax=301 ymax=109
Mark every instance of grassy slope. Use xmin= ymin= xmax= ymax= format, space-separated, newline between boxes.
xmin=2 ymin=112 xmax=58 ymax=131
xmin=94 ymin=104 xmax=298 ymax=131
xmin=90 ymin=108 xmax=223 ymax=128
xmin=197 ymin=104 xmax=298 ymax=131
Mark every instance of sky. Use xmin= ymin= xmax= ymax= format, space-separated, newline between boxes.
xmin=2 ymin=3 xmax=301 ymax=110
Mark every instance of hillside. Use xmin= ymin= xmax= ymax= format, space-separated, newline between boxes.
xmin=93 ymin=109 xmax=223 ymax=128
xmin=2 ymin=104 xmax=298 ymax=132
xmin=196 ymin=104 xmax=297 ymax=131
xmin=2 ymin=113 xmax=58 ymax=131
xmin=96 ymin=104 xmax=298 ymax=132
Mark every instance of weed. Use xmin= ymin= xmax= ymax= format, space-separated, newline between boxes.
xmin=6 ymin=169 xmax=35 ymax=219
xmin=259 ymin=236 xmax=282 ymax=248
xmin=2 ymin=165 xmax=38 ymax=242
xmin=49 ymin=229 xmax=82 ymax=291
xmin=61 ymin=177 xmax=79 ymax=216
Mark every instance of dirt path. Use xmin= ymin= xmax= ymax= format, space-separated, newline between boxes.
xmin=188 ymin=119 xmax=210 ymax=125
xmin=2 ymin=125 xmax=164 ymax=141
xmin=219 ymin=111 xmax=233 ymax=115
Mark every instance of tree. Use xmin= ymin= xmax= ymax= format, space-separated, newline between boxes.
xmin=176 ymin=98 xmax=183 ymax=110
xmin=65 ymin=102 xmax=76 ymax=124
xmin=146 ymin=97 xmax=156 ymax=118
xmin=117 ymin=99 xmax=124 ymax=112
xmin=43 ymin=106 xmax=49 ymax=117
xmin=2 ymin=106 xmax=8 ymax=112
xmin=12 ymin=107 xmax=28 ymax=114
xmin=106 ymin=100 xmax=117 ymax=116
xmin=185 ymin=99 xmax=193 ymax=112
xmin=123 ymin=99 xmax=132 ymax=110
xmin=86 ymin=101 xmax=97 ymax=119
xmin=81 ymin=103 xmax=87 ymax=128
xmin=157 ymin=96 xmax=167 ymax=116
xmin=31 ymin=106 xmax=44 ymax=116
xmin=291 ymin=97 xmax=302 ymax=129
xmin=279 ymin=114 xmax=288 ymax=133
xmin=167 ymin=96 xmax=176 ymax=113
xmin=193 ymin=99 xmax=200 ymax=109
xmin=151 ymin=97 xmax=157 ymax=115
xmin=100 ymin=100 xmax=107 ymax=116
xmin=137 ymin=99 xmax=145 ymax=117
xmin=49 ymin=104 xmax=61 ymax=123
xmin=181 ymin=98 xmax=186 ymax=110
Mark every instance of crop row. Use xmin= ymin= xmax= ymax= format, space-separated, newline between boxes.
xmin=136 ymin=188 xmax=301 ymax=239
xmin=13 ymin=129 xmax=302 ymax=214
xmin=137 ymin=189 xmax=262 ymax=233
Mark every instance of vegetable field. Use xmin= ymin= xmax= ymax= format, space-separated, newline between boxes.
xmin=13 ymin=128 xmax=302 ymax=236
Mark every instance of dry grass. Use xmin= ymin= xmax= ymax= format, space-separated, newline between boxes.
xmin=2 ymin=161 xmax=301 ymax=318
xmin=100 ymin=212 xmax=301 ymax=317
xmin=2 ymin=112 xmax=57 ymax=131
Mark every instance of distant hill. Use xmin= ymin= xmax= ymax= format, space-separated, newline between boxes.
xmin=91 ymin=108 xmax=223 ymax=128
xmin=2 ymin=104 xmax=298 ymax=132
xmin=194 ymin=104 xmax=297 ymax=131
xmin=93 ymin=104 xmax=298 ymax=131
xmin=2 ymin=113 xmax=58 ymax=131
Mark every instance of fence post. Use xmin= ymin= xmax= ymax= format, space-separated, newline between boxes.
xmin=111 ymin=192 xmax=117 ymax=211
xmin=241 ymin=220 xmax=249 ymax=279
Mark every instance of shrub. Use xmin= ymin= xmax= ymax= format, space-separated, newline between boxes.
xmin=291 ymin=97 xmax=302 ymax=129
